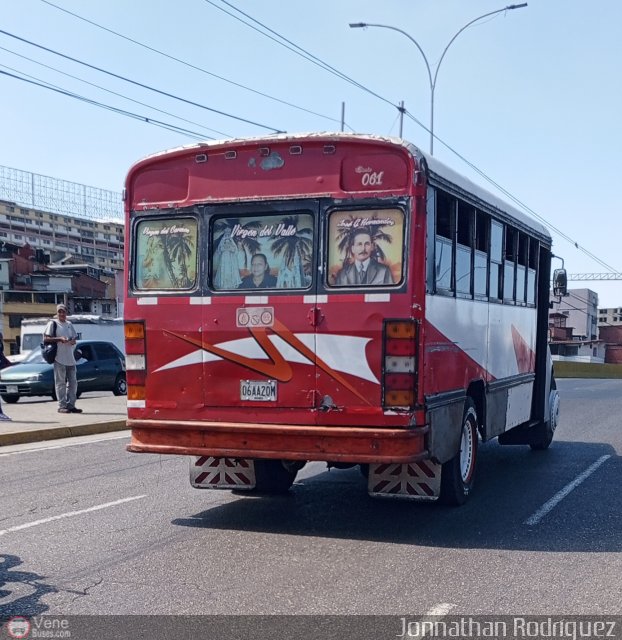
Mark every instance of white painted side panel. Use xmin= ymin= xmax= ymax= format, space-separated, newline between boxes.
xmin=506 ymin=382 xmax=534 ymax=429
xmin=425 ymin=295 xmax=537 ymax=380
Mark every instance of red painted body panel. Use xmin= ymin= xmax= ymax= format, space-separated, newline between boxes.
xmin=124 ymin=135 xmax=431 ymax=461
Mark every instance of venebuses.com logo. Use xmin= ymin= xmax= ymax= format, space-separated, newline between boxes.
xmin=3 ymin=616 xmax=70 ymax=639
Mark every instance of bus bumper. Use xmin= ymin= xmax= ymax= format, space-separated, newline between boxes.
xmin=126 ymin=419 xmax=429 ymax=464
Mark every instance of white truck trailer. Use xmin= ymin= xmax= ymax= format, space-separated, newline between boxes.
xmin=11 ymin=315 xmax=125 ymax=363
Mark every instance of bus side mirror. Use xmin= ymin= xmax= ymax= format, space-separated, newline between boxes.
xmin=553 ymin=268 xmax=568 ymax=297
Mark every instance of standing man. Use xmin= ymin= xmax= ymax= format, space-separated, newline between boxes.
xmin=335 ymin=229 xmax=395 ymax=286
xmin=44 ymin=304 xmax=82 ymax=414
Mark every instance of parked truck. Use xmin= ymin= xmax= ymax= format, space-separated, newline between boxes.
xmin=10 ymin=315 xmax=125 ymax=363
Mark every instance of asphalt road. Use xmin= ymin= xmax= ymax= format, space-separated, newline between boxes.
xmin=1 ymin=379 xmax=620 ymax=624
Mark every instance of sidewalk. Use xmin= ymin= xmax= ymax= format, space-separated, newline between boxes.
xmin=0 ymin=391 xmax=127 ymax=447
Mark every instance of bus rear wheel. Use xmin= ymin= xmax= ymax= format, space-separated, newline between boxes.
xmin=253 ymin=459 xmax=298 ymax=493
xmin=529 ymin=384 xmax=560 ymax=451
xmin=439 ymin=398 xmax=478 ymax=506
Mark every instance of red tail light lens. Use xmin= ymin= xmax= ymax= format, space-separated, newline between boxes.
xmin=383 ymin=320 xmax=417 ymax=408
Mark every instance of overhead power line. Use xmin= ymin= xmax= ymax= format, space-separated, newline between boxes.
xmin=39 ymin=0 xmax=342 ymax=125
xmin=0 ymin=27 xmax=283 ymax=133
xmin=0 ymin=67 xmax=210 ymax=140
xmin=0 ymin=45 xmax=230 ymax=139
xmin=201 ymin=2 xmax=619 ymax=276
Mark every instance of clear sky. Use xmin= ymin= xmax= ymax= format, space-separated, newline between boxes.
xmin=2 ymin=0 xmax=621 ymax=306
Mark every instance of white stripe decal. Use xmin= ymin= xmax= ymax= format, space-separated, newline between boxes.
xmin=137 ymin=297 xmax=158 ymax=305
xmin=245 ymin=295 xmax=268 ymax=304
xmin=127 ymin=400 xmax=146 ymax=408
xmin=154 ymin=334 xmax=379 ymax=383
xmin=0 ymin=495 xmax=147 ymax=536
xmin=365 ymin=293 xmax=391 ymax=302
xmin=190 ymin=297 xmax=211 ymax=305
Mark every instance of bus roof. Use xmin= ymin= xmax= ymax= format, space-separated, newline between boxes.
xmin=128 ymin=132 xmax=551 ymax=242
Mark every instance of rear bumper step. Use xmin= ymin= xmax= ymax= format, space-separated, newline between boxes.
xmin=127 ymin=419 xmax=428 ymax=463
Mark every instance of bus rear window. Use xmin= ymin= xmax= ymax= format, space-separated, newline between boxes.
xmin=134 ymin=217 xmax=198 ymax=291
xmin=327 ymin=209 xmax=404 ymax=287
xmin=211 ymin=213 xmax=314 ymax=291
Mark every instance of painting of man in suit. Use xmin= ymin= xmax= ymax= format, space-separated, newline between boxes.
xmin=335 ymin=229 xmax=395 ymax=286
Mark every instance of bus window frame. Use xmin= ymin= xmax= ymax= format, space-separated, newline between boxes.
xmin=129 ymin=209 xmax=200 ymax=296
xmin=202 ymin=200 xmax=320 ymax=296
xmin=322 ymin=199 xmax=409 ymax=293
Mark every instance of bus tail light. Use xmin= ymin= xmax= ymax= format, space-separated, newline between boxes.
xmin=128 ymin=385 xmax=146 ymax=401
xmin=125 ymin=321 xmax=146 ymax=402
xmin=383 ymin=320 xmax=417 ymax=409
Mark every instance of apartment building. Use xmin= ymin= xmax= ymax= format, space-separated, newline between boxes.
xmin=598 ymin=307 xmax=622 ymax=327
xmin=0 ymin=199 xmax=124 ymax=272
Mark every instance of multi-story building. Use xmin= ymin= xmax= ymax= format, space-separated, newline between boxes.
xmin=549 ymin=288 xmax=599 ymax=340
xmin=0 ymin=167 xmax=125 ymax=355
xmin=0 ymin=199 xmax=124 ymax=272
xmin=549 ymin=288 xmax=604 ymax=362
xmin=598 ymin=307 xmax=622 ymax=327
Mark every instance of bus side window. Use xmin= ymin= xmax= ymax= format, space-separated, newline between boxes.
xmin=474 ymin=210 xmax=489 ymax=298
xmin=516 ymin=232 xmax=528 ymax=304
xmin=490 ymin=220 xmax=503 ymax=301
xmin=527 ymin=238 xmax=538 ymax=305
xmin=503 ymin=226 xmax=517 ymax=303
xmin=426 ymin=187 xmax=436 ymax=293
xmin=435 ymin=190 xmax=455 ymax=294
xmin=456 ymin=200 xmax=474 ymax=297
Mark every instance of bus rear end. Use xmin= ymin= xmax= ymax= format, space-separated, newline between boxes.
xmin=124 ymin=134 xmax=433 ymax=499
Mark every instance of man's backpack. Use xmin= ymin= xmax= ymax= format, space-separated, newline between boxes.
xmin=41 ymin=321 xmax=58 ymax=365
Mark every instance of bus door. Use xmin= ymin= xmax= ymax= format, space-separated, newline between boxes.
xmin=201 ymin=202 xmax=320 ymax=410
xmin=315 ymin=203 xmax=411 ymax=421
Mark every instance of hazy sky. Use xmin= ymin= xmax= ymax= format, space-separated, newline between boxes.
xmin=2 ymin=1 xmax=621 ymax=306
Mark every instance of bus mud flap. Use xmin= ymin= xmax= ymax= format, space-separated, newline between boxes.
xmin=368 ymin=461 xmax=441 ymax=501
xmin=190 ymin=456 xmax=256 ymax=490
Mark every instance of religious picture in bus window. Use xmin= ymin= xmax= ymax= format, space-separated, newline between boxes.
xmin=328 ymin=209 xmax=404 ymax=287
xmin=211 ymin=214 xmax=314 ymax=291
xmin=135 ymin=218 xmax=198 ymax=290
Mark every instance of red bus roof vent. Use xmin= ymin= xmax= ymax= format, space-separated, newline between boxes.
xmin=225 ymin=151 xmax=237 ymax=160
xmin=195 ymin=154 xmax=208 ymax=163
xmin=323 ymin=145 xmax=336 ymax=155
xmin=259 ymin=147 xmax=271 ymax=157
xmin=289 ymin=145 xmax=303 ymax=155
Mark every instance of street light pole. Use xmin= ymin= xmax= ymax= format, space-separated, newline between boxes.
xmin=350 ymin=4 xmax=527 ymax=155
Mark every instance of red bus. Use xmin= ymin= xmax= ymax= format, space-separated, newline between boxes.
xmin=124 ymin=133 xmax=563 ymax=505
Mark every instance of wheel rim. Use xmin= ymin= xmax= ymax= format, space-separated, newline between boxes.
xmin=118 ymin=378 xmax=127 ymax=394
xmin=460 ymin=413 xmax=476 ymax=483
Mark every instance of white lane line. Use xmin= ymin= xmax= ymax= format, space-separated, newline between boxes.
xmin=402 ymin=603 xmax=456 ymax=639
xmin=0 ymin=432 xmax=130 ymax=457
xmin=524 ymin=455 xmax=611 ymax=526
xmin=425 ymin=603 xmax=455 ymax=616
xmin=0 ymin=495 xmax=147 ymax=536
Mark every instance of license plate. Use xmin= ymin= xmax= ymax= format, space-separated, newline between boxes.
xmin=7 ymin=385 xmax=18 ymax=394
xmin=240 ymin=380 xmax=277 ymax=402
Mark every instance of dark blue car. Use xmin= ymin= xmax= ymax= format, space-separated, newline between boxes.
xmin=0 ymin=340 xmax=126 ymax=403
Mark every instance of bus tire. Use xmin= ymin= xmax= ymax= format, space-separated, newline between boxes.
xmin=439 ymin=398 xmax=478 ymax=506
xmin=529 ymin=385 xmax=560 ymax=451
xmin=253 ymin=459 xmax=298 ymax=493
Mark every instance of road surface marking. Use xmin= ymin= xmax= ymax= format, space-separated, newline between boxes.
xmin=524 ymin=455 xmax=611 ymax=526
xmin=0 ymin=432 xmax=130 ymax=456
xmin=425 ymin=603 xmax=455 ymax=616
xmin=0 ymin=495 xmax=147 ymax=536
xmin=400 ymin=603 xmax=456 ymax=639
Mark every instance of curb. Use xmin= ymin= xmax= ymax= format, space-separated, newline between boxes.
xmin=0 ymin=420 xmax=128 ymax=447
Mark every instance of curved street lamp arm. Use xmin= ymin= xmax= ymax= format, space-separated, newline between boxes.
xmin=433 ymin=4 xmax=527 ymax=88
xmin=352 ymin=22 xmax=433 ymax=92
